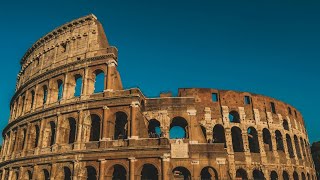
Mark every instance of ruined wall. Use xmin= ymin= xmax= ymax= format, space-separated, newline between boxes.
xmin=0 ymin=15 xmax=317 ymax=180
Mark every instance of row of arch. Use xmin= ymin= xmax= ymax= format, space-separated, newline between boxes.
xmin=11 ymin=68 xmax=107 ymax=120
xmin=235 ymin=168 xmax=315 ymax=180
xmin=3 ymin=164 xmax=221 ymax=180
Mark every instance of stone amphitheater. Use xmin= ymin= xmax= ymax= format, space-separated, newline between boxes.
xmin=0 ymin=14 xmax=317 ymax=180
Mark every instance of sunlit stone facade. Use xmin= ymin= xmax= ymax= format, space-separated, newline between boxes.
xmin=0 ymin=14 xmax=317 ymax=180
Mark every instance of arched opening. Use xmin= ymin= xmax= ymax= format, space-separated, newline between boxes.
xmin=43 ymin=169 xmax=50 ymax=180
xmin=50 ymin=121 xmax=56 ymax=146
xmin=74 ymin=75 xmax=83 ymax=97
xmin=286 ymin=134 xmax=294 ymax=158
xmin=283 ymin=171 xmax=290 ymax=180
xmin=253 ymin=169 xmax=264 ymax=180
xmin=148 ymin=119 xmax=161 ymax=138
xmin=86 ymin=166 xmax=97 ymax=180
xmin=30 ymin=90 xmax=35 ymax=110
xmin=213 ymin=124 xmax=226 ymax=147
xmin=68 ymin=118 xmax=77 ymax=144
xmin=294 ymin=135 xmax=302 ymax=159
xmin=57 ymin=79 xmax=64 ymax=101
xmin=236 ymin=169 xmax=248 ymax=180
xmin=90 ymin=114 xmax=101 ymax=141
xmin=35 ymin=125 xmax=40 ymax=148
xmin=114 ymin=112 xmax=128 ymax=140
xmin=275 ymin=130 xmax=284 ymax=151
xmin=21 ymin=129 xmax=27 ymax=150
xmin=229 ymin=111 xmax=240 ymax=123
xmin=63 ymin=167 xmax=72 ymax=180
xmin=262 ymin=128 xmax=272 ymax=151
xmin=300 ymin=137 xmax=306 ymax=158
xmin=270 ymin=171 xmax=278 ymax=180
xmin=248 ymin=127 xmax=260 ymax=153
xmin=141 ymin=164 xmax=158 ymax=180
xmin=283 ymin=119 xmax=289 ymax=131
xmin=169 ymin=117 xmax=188 ymax=139
xmin=172 ymin=167 xmax=191 ymax=180
xmin=307 ymin=173 xmax=310 ymax=180
xmin=94 ymin=70 xmax=105 ymax=93
xmin=302 ymin=172 xmax=306 ymax=180
xmin=43 ymin=85 xmax=48 ymax=105
xmin=111 ymin=164 xmax=127 ymax=180
xmin=200 ymin=166 xmax=218 ymax=180
xmin=293 ymin=171 xmax=299 ymax=180
xmin=231 ymin=127 xmax=244 ymax=152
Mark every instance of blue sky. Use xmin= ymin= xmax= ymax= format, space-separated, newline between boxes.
xmin=0 ymin=0 xmax=319 ymax=143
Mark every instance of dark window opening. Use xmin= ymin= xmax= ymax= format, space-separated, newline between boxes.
xmin=253 ymin=170 xmax=265 ymax=180
xmin=229 ymin=111 xmax=240 ymax=123
xmin=263 ymin=128 xmax=273 ymax=151
xmin=288 ymin=107 xmax=292 ymax=115
xmin=213 ymin=124 xmax=226 ymax=147
xmin=141 ymin=164 xmax=158 ymax=180
xmin=112 ymin=165 xmax=127 ymax=180
xmin=90 ymin=115 xmax=101 ymax=141
xmin=68 ymin=118 xmax=77 ymax=144
xmin=283 ymin=120 xmax=289 ymax=131
xmin=248 ymin=127 xmax=260 ymax=153
xmin=57 ymin=80 xmax=64 ymax=101
xmin=294 ymin=135 xmax=302 ymax=159
xmin=270 ymin=102 xmax=276 ymax=114
xmin=293 ymin=171 xmax=299 ymax=180
xmin=49 ymin=121 xmax=56 ymax=146
xmin=94 ymin=70 xmax=105 ymax=93
xmin=270 ymin=171 xmax=278 ymax=180
xmin=294 ymin=110 xmax=297 ymax=117
xmin=200 ymin=167 xmax=218 ymax=180
xmin=231 ymin=127 xmax=244 ymax=152
xmin=114 ymin=112 xmax=128 ymax=140
xmin=63 ymin=167 xmax=72 ymax=180
xmin=43 ymin=86 xmax=48 ymax=105
xmin=212 ymin=93 xmax=218 ymax=102
xmin=35 ymin=125 xmax=40 ymax=148
xmin=236 ymin=169 xmax=248 ymax=180
xmin=172 ymin=167 xmax=191 ymax=180
xmin=286 ymin=134 xmax=295 ymax=158
xmin=86 ymin=166 xmax=97 ymax=180
xmin=283 ymin=171 xmax=289 ymax=180
xmin=244 ymin=96 xmax=251 ymax=105
xmin=31 ymin=91 xmax=35 ymax=109
xmin=74 ymin=75 xmax=83 ymax=97
xmin=148 ymin=119 xmax=161 ymax=138
xmin=275 ymin=130 xmax=284 ymax=151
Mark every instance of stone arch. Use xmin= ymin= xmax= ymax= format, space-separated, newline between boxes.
xmin=302 ymin=172 xmax=306 ymax=180
xmin=61 ymin=117 xmax=77 ymax=144
xmin=106 ymin=164 xmax=127 ymax=180
xmin=63 ymin=166 xmax=72 ymax=180
xmin=172 ymin=166 xmax=191 ymax=180
xmin=275 ymin=130 xmax=284 ymax=151
xmin=236 ymin=168 xmax=248 ymax=180
xmin=41 ymin=85 xmax=48 ymax=105
xmin=270 ymin=171 xmax=278 ymax=180
xmin=141 ymin=164 xmax=159 ymax=180
xmin=286 ymin=134 xmax=294 ymax=158
xmin=170 ymin=117 xmax=188 ymax=139
xmin=200 ymin=166 xmax=218 ymax=180
xmin=252 ymin=169 xmax=265 ymax=180
xmin=300 ymin=137 xmax=306 ymax=158
xmin=293 ymin=171 xmax=299 ymax=180
xmin=89 ymin=114 xmax=101 ymax=141
xmin=262 ymin=128 xmax=272 ymax=151
xmin=40 ymin=169 xmax=50 ymax=180
xmin=114 ymin=111 xmax=128 ymax=140
xmin=22 ymin=170 xmax=32 ymax=180
xmin=294 ymin=135 xmax=302 ymax=159
xmin=283 ymin=119 xmax=289 ymax=131
xmin=93 ymin=69 xmax=105 ymax=93
xmin=148 ymin=119 xmax=161 ymax=138
xmin=307 ymin=173 xmax=310 ymax=180
xmin=229 ymin=110 xmax=240 ymax=123
xmin=55 ymin=79 xmax=64 ymax=101
xmin=248 ymin=127 xmax=260 ymax=153
xmin=74 ymin=74 xmax=83 ymax=97
xmin=43 ymin=121 xmax=56 ymax=147
xmin=29 ymin=90 xmax=35 ymax=110
xmin=283 ymin=171 xmax=290 ymax=180
xmin=231 ymin=126 xmax=244 ymax=152
xmin=213 ymin=124 xmax=226 ymax=146
xmin=85 ymin=166 xmax=97 ymax=180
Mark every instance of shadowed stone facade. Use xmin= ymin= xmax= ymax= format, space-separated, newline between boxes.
xmin=0 ymin=14 xmax=317 ymax=180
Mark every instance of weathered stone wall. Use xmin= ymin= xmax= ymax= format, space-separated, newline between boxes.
xmin=0 ymin=15 xmax=316 ymax=180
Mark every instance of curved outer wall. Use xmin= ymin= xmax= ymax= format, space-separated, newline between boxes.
xmin=0 ymin=15 xmax=317 ymax=180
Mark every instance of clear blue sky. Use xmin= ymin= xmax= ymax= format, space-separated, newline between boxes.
xmin=0 ymin=0 xmax=319 ymax=143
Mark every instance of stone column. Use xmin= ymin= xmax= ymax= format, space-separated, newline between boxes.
xmin=271 ymin=130 xmax=279 ymax=163
xmin=187 ymin=109 xmax=197 ymax=141
xmin=53 ymin=113 xmax=62 ymax=152
xmin=106 ymin=60 xmax=117 ymax=91
xmin=161 ymin=154 xmax=170 ymax=180
xmin=102 ymin=106 xmax=110 ymax=140
xmin=257 ymin=130 xmax=267 ymax=164
xmin=129 ymin=157 xmax=137 ymax=180
xmin=130 ymin=102 xmax=140 ymax=139
xmin=62 ymin=73 xmax=70 ymax=100
xmin=75 ymin=110 xmax=84 ymax=150
xmin=99 ymin=159 xmax=107 ymax=180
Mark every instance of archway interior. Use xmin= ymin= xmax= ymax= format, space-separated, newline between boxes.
xmin=141 ymin=164 xmax=158 ymax=180
xmin=229 ymin=111 xmax=240 ymax=123
xmin=253 ymin=170 xmax=264 ymax=180
xmin=169 ymin=117 xmax=188 ymax=139
xmin=270 ymin=171 xmax=278 ymax=180
xmin=200 ymin=167 xmax=218 ymax=180
xmin=94 ymin=70 xmax=105 ymax=93
xmin=283 ymin=171 xmax=290 ymax=180
xmin=89 ymin=114 xmax=101 ymax=141
xmin=112 ymin=164 xmax=127 ymax=180
xmin=231 ymin=127 xmax=244 ymax=152
xmin=275 ymin=130 xmax=284 ymax=151
xmin=236 ymin=169 xmax=248 ymax=180
xmin=172 ymin=167 xmax=191 ymax=179
xmin=114 ymin=112 xmax=128 ymax=140
xmin=86 ymin=166 xmax=97 ymax=180
xmin=148 ymin=119 xmax=161 ymax=138
xmin=248 ymin=127 xmax=260 ymax=153
xmin=262 ymin=128 xmax=272 ymax=151
xmin=63 ymin=167 xmax=72 ymax=180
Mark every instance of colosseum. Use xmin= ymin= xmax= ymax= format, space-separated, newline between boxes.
xmin=0 ymin=14 xmax=317 ymax=180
